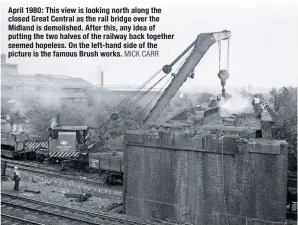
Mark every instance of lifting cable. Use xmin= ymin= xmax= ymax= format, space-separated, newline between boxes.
xmin=90 ymin=37 xmax=196 ymax=131
xmin=129 ymin=45 xmax=194 ymax=114
xmin=116 ymin=76 xmax=173 ymax=134
xmin=137 ymin=76 xmax=173 ymax=119
xmin=123 ymin=35 xmax=204 ymax=114
xmin=89 ymin=75 xmax=170 ymax=132
xmin=89 ymin=68 xmax=163 ymax=130
xmin=115 ymin=68 xmax=162 ymax=110
xmin=218 ymin=37 xmax=230 ymax=72
xmin=218 ymin=40 xmax=222 ymax=71
xmin=218 ymin=37 xmax=231 ymax=225
xmin=122 ymin=73 xmax=168 ymax=112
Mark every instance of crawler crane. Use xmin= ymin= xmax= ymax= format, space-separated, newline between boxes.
xmin=89 ymin=30 xmax=231 ymax=184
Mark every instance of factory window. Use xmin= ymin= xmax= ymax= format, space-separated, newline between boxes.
xmin=202 ymin=138 xmax=205 ymax=149
xmin=255 ymin=130 xmax=262 ymax=138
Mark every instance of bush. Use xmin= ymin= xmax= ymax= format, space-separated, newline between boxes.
xmin=2 ymin=94 xmax=144 ymax=145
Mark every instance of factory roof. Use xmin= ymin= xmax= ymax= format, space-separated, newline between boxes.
xmin=96 ymin=85 xmax=164 ymax=92
xmin=1 ymin=73 xmax=94 ymax=89
xmin=1 ymin=88 xmax=89 ymax=99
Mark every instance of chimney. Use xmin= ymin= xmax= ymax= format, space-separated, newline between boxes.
xmin=56 ymin=114 xmax=60 ymax=126
xmin=1 ymin=54 xmax=6 ymax=64
xmin=101 ymin=71 xmax=104 ymax=87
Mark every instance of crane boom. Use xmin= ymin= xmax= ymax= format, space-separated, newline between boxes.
xmin=143 ymin=30 xmax=231 ymax=127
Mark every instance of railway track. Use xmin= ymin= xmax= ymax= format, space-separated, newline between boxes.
xmin=2 ymin=213 xmax=45 ymax=225
xmin=1 ymin=192 xmax=153 ymax=225
xmin=2 ymin=158 xmax=60 ymax=172
xmin=2 ymin=158 xmax=122 ymax=190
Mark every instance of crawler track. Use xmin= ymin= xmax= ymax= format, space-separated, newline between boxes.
xmin=1 ymin=192 xmax=152 ymax=225
xmin=2 ymin=159 xmax=122 ymax=196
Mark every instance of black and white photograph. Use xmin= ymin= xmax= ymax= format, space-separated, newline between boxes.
xmin=0 ymin=0 xmax=297 ymax=224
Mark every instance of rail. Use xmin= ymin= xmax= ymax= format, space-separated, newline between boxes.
xmin=1 ymin=192 xmax=154 ymax=225
xmin=2 ymin=159 xmax=123 ymax=196
xmin=1 ymin=213 xmax=45 ymax=225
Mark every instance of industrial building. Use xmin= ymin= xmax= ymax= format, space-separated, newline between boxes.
xmin=1 ymin=54 xmax=18 ymax=75
xmin=1 ymin=54 xmax=94 ymax=104
xmin=94 ymin=71 xmax=182 ymax=108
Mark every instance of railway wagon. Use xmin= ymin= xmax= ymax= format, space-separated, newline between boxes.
xmin=89 ymin=151 xmax=124 ymax=185
xmin=25 ymin=141 xmax=49 ymax=162
xmin=48 ymin=125 xmax=89 ymax=169
xmin=1 ymin=115 xmax=29 ymax=158
xmin=1 ymin=132 xmax=29 ymax=158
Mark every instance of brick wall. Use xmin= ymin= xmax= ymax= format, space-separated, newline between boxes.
xmin=124 ymin=129 xmax=288 ymax=225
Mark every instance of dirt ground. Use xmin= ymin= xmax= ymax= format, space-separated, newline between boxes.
xmin=2 ymin=167 xmax=122 ymax=212
xmin=1 ymin=167 xmax=162 ymax=225
xmin=2 ymin=167 xmax=295 ymax=225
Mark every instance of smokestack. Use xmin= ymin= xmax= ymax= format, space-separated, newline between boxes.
xmin=56 ymin=114 xmax=60 ymax=126
xmin=101 ymin=71 xmax=104 ymax=87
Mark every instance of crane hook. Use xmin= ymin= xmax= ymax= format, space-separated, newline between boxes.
xmin=218 ymin=69 xmax=229 ymax=98
xmin=218 ymin=70 xmax=229 ymax=86
xmin=217 ymin=37 xmax=230 ymax=98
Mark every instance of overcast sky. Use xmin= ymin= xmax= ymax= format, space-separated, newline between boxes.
xmin=1 ymin=0 xmax=297 ymax=93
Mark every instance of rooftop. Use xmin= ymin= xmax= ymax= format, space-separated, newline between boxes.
xmin=96 ymin=85 xmax=165 ymax=92
xmin=1 ymin=73 xmax=94 ymax=89
xmin=1 ymin=54 xmax=18 ymax=66
xmin=1 ymin=87 xmax=89 ymax=99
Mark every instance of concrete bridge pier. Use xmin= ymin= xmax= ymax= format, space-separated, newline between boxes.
xmin=123 ymin=129 xmax=288 ymax=225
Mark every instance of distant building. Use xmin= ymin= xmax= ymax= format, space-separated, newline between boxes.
xmin=95 ymin=85 xmax=166 ymax=108
xmin=2 ymin=73 xmax=94 ymax=104
xmin=99 ymin=85 xmax=163 ymax=99
xmin=95 ymin=84 xmax=181 ymax=108
xmin=1 ymin=54 xmax=18 ymax=75
xmin=1 ymin=54 xmax=94 ymax=105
